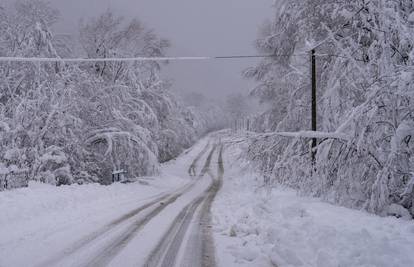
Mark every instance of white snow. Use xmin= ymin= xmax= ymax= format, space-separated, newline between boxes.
xmin=391 ymin=120 xmax=414 ymax=154
xmin=0 ymin=163 xmax=9 ymax=175
xmin=408 ymin=12 xmax=414 ymax=23
xmin=212 ymin=138 xmax=414 ymax=267
xmin=1 ymin=134 xmax=414 ymax=267
xmin=0 ymin=179 xmax=173 ymax=227
xmin=385 ymin=204 xmax=413 ymax=221
xmin=0 ymin=178 xmax=185 ymax=266
xmin=0 ymin=139 xmax=209 ymax=267
xmin=0 ymin=121 xmax=10 ymax=132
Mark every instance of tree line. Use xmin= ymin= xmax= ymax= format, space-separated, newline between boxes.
xmin=244 ymin=0 xmax=414 ymax=217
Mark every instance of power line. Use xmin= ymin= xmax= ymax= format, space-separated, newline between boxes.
xmin=0 ymin=56 xmax=210 ymax=63
xmin=0 ymin=53 xmax=308 ymax=63
xmin=214 ymin=54 xmax=299 ymax=59
xmin=0 ymin=51 xmax=397 ymax=63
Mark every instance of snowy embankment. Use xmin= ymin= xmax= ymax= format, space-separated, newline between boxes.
xmin=212 ymin=135 xmax=414 ymax=267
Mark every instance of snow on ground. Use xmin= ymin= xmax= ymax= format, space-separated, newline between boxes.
xmin=0 ymin=177 xmax=182 ymax=229
xmin=212 ymin=136 xmax=414 ymax=267
xmin=0 ymin=138 xmax=210 ymax=267
xmin=2 ymin=133 xmax=414 ymax=267
xmin=0 ymin=179 xmax=182 ymax=267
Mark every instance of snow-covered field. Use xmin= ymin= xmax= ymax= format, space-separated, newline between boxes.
xmin=213 ymin=138 xmax=414 ymax=267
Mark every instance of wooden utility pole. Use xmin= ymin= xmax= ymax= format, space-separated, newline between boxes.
xmin=311 ymin=49 xmax=317 ymax=163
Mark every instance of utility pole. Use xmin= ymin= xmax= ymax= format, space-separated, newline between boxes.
xmin=311 ymin=49 xmax=317 ymax=163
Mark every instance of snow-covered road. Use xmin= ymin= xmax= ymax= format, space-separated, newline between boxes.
xmin=0 ymin=137 xmax=224 ymax=267
xmin=1 ymin=133 xmax=414 ymax=267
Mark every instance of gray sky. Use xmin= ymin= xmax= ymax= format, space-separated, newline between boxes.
xmin=51 ymin=0 xmax=274 ymax=100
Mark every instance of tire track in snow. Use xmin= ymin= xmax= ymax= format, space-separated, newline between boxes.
xmin=38 ymin=185 xmax=191 ymax=267
xmin=38 ymin=141 xmax=213 ymax=267
xmin=144 ymin=144 xmax=224 ymax=267
xmin=198 ymin=144 xmax=224 ymax=267
xmin=79 ymin=145 xmax=216 ymax=267
xmin=184 ymin=144 xmax=224 ymax=267
xmin=188 ymin=142 xmax=210 ymax=177
xmin=82 ymin=185 xmax=194 ymax=267
xmin=144 ymin=194 xmax=206 ymax=267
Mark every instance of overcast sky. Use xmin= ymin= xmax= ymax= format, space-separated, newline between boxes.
xmin=50 ymin=0 xmax=274 ymax=100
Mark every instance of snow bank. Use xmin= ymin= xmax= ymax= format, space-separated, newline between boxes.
xmin=212 ymin=139 xmax=414 ymax=267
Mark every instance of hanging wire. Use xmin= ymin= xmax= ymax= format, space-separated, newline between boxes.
xmin=0 ymin=51 xmax=407 ymax=64
xmin=0 ymin=53 xmax=308 ymax=63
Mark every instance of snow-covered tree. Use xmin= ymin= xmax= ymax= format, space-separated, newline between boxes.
xmin=0 ymin=3 xmax=225 ymax=188
xmin=245 ymin=0 xmax=414 ymax=217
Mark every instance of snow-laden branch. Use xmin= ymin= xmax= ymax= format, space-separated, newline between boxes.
xmin=260 ymin=131 xmax=351 ymax=141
